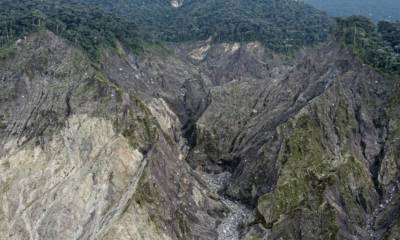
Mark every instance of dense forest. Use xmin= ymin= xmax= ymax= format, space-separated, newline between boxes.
xmin=81 ymin=0 xmax=333 ymax=52
xmin=336 ymin=16 xmax=400 ymax=75
xmin=2 ymin=0 xmax=399 ymax=70
xmin=304 ymin=0 xmax=400 ymax=21
xmin=0 ymin=0 xmax=333 ymax=56
xmin=0 ymin=0 xmax=141 ymax=58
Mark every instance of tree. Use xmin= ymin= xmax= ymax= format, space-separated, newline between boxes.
xmin=32 ymin=9 xmax=46 ymax=28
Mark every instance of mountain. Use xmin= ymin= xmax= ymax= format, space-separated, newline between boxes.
xmin=1 ymin=0 xmax=400 ymax=240
xmin=304 ymin=0 xmax=400 ymax=21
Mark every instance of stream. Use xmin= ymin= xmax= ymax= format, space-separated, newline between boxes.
xmin=366 ymin=178 xmax=400 ymax=239
xmin=197 ymin=172 xmax=253 ymax=240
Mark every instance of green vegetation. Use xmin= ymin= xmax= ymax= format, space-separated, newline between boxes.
xmin=257 ymin=93 xmax=375 ymax=238
xmin=258 ymin=114 xmax=336 ymax=226
xmin=0 ymin=0 xmax=334 ymax=54
xmin=257 ymin=113 xmax=339 ymax=239
xmin=3 ymin=0 xmax=398 ymax=63
xmin=378 ymin=21 xmax=400 ymax=53
xmin=133 ymin=170 xmax=171 ymax=236
xmin=0 ymin=41 xmax=16 ymax=60
xmin=336 ymin=16 xmax=400 ymax=75
xmin=82 ymin=0 xmax=332 ymax=52
xmin=0 ymin=0 xmax=141 ymax=59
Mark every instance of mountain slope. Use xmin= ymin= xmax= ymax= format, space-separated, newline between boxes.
xmin=1 ymin=29 xmax=400 ymax=240
xmin=80 ymin=0 xmax=333 ymax=51
xmin=1 ymin=1 xmax=400 ymax=240
xmin=0 ymin=0 xmax=142 ymax=58
xmin=335 ymin=16 xmax=400 ymax=75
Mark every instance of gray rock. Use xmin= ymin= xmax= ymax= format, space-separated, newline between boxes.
xmin=1 ymin=31 xmax=400 ymax=240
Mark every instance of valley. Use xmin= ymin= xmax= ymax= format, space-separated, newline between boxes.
xmin=0 ymin=0 xmax=400 ymax=239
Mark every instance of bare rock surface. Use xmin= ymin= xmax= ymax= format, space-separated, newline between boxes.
xmin=1 ymin=31 xmax=400 ymax=240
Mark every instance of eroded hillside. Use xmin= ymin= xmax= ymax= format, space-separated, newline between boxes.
xmin=0 ymin=24 xmax=399 ymax=240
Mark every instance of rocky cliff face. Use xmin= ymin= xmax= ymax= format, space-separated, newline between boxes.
xmin=1 ymin=30 xmax=400 ymax=240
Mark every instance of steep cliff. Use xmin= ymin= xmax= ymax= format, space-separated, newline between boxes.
xmin=0 ymin=5 xmax=400 ymax=239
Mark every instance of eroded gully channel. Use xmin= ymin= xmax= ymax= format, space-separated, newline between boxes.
xmin=180 ymin=107 xmax=254 ymax=240
xmin=200 ymin=171 xmax=253 ymax=240
xmin=366 ymin=178 xmax=400 ymax=239
xmin=364 ymin=111 xmax=399 ymax=239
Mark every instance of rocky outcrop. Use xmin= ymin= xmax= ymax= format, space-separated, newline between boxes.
xmin=0 ymin=31 xmax=234 ymax=240
xmin=0 ymin=31 xmax=167 ymax=239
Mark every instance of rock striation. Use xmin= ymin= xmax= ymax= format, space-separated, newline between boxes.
xmin=1 ymin=30 xmax=400 ymax=240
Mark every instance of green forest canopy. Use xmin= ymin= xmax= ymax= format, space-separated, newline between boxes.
xmin=0 ymin=0 xmax=334 ymax=56
xmin=336 ymin=16 xmax=400 ymax=75
xmin=0 ymin=0 xmax=141 ymax=58
xmin=81 ymin=0 xmax=333 ymax=52
xmin=1 ymin=0 xmax=399 ymax=74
